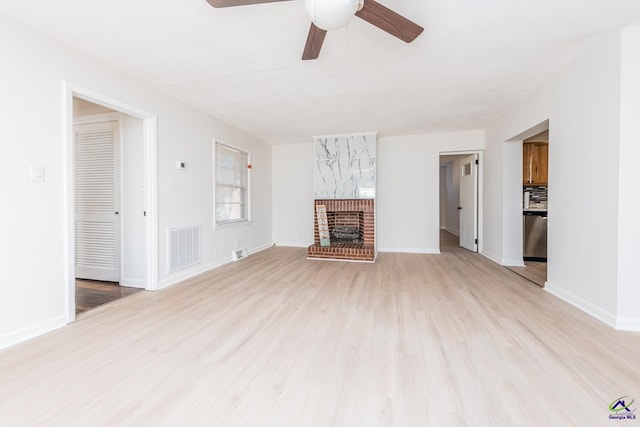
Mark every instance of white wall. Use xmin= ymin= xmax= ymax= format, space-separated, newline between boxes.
xmin=272 ymin=143 xmax=315 ymax=247
xmin=484 ymin=31 xmax=624 ymax=326
xmin=377 ymin=132 xmax=484 ymax=253
xmin=616 ymin=26 xmax=640 ymax=329
xmin=0 ymin=13 xmax=272 ymax=349
xmin=272 ymin=131 xmax=484 ymax=253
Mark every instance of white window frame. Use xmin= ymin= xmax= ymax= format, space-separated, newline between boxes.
xmin=213 ymin=138 xmax=251 ymax=228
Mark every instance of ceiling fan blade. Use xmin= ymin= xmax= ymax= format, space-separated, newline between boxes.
xmin=302 ymin=23 xmax=328 ymax=60
xmin=206 ymin=0 xmax=292 ymax=8
xmin=355 ymin=0 xmax=423 ymax=43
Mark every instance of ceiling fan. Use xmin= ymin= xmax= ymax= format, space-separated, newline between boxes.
xmin=206 ymin=0 xmax=423 ymax=60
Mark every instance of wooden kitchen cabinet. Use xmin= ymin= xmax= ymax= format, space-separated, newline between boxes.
xmin=523 ymin=142 xmax=548 ymax=185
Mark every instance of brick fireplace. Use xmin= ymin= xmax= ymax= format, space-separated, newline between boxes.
xmin=308 ymin=199 xmax=375 ymax=262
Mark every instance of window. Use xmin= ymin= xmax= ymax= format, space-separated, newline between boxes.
xmin=214 ymin=140 xmax=250 ymax=226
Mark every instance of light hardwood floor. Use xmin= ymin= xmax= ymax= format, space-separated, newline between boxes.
xmin=506 ymin=262 xmax=547 ymax=287
xmin=1 ymin=246 xmax=639 ymax=426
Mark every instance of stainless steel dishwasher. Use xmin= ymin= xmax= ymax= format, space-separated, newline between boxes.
xmin=523 ymin=211 xmax=547 ymax=261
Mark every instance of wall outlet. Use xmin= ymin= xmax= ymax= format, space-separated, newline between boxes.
xmin=176 ymin=161 xmax=186 ymax=170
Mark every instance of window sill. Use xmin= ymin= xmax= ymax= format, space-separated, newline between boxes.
xmin=214 ymin=220 xmax=253 ymax=231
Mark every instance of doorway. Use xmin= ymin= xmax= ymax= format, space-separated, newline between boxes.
xmin=64 ymin=82 xmax=159 ymax=322
xmin=73 ymin=98 xmax=147 ymax=314
xmin=503 ymin=120 xmax=549 ymax=287
xmin=439 ymin=151 xmax=482 ymax=253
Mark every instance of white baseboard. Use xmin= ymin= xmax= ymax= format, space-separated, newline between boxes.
xmin=480 ymin=250 xmax=502 ymax=265
xmin=544 ymin=282 xmax=617 ymax=328
xmin=0 ymin=315 xmax=67 ymax=351
xmin=274 ymin=242 xmax=310 ymax=248
xmin=159 ymin=242 xmax=274 ymax=289
xmin=159 ymin=259 xmax=230 ymax=289
xmin=377 ymin=247 xmax=440 ymax=254
xmin=248 ymin=242 xmax=275 ymax=254
xmin=615 ymin=316 xmax=640 ymax=332
xmin=502 ymin=258 xmax=526 ymax=267
xmin=120 ymin=278 xmax=146 ymax=289
xmin=444 ymin=226 xmax=459 ymax=237
xmin=479 ymin=251 xmax=524 ymax=267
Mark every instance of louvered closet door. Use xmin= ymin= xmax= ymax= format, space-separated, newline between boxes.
xmin=75 ymin=120 xmax=121 ymax=282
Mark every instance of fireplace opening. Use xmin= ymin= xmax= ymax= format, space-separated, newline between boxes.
xmin=331 ymin=226 xmax=362 ymax=243
xmin=328 ymin=211 xmax=364 ymax=244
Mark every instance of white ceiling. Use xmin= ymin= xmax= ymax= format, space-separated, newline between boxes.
xmin=1 ymin=0 xmax=639 ymax=144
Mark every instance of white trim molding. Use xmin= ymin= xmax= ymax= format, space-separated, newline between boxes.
xmin=544 ymin=282 xmax=617 ymax=328
xmin=274 ymin=242 xmax=311 ymax=248
xmin=63 ymin=81 xmax=159 ymax=324
xmin=120 ymin=279 xmax=147 ymax=289
xmin=615 ymin=317 xmax=640 ymax=332
xmin=501 ymin=258 xmax=526 ymax=267
xmin=444 ymin=226 xmax=459 ymax=237
xmin=480 ymin=250 xmax=503 ymax=266
xmin=0 ymin=315 xmax=67 ymax=351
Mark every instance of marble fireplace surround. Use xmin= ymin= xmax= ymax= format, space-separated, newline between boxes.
xmin=308 ymin=199 xmax=375 ymax=262
xmin=314 ymin=133 xmax=376 ymax=200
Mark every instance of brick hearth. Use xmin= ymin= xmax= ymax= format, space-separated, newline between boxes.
xmin=308 ymin=199 xmax=375 ymax=262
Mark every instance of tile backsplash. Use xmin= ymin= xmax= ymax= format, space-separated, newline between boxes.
xmin=524 ymin=185 xmax=547 ymax=209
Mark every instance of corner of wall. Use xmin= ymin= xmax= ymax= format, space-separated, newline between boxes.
xmin=615 ymin=317 xmax=640 ymax=332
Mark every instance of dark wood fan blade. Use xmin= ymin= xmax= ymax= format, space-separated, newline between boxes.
xmin=206 ymin=0 xmax=292 ymax=8
xmin=302 ymin=23 xmax=327 ymax=60
xmin=355 ymin=0 xmax=423 ymax=43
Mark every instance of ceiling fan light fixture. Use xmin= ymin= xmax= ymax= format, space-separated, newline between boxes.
xmin=305 ymin=0 xmax=359 ymax=31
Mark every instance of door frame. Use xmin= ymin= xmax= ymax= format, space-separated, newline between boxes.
xmin=439 ymin=150 xmax=483 ymax=254
xmin=504 ymin=120 xmax=549 ymax=266
xmin=63 ymin=81 xmax=159 ymax=323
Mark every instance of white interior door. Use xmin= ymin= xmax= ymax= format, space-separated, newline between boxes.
xmin=75 ymin=120 xmax=121 ymax=282
xmin=459 ymin=154 xmax=478 ymax=252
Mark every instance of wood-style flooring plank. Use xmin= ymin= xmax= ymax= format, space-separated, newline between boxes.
xmin=506 ymin=261 xmax=547 ymax=287
xmin=0 ymin=245 xmax=639 ymax=426
xmin=75 ymin=279 xmax=142 ymax=314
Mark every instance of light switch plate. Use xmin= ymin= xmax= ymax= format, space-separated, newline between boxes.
xmin=30 ymin=165 xmax=44 ymax=181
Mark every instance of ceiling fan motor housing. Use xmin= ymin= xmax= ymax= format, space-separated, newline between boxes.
xmin=305 ymin=0 xmax=360 ymax=31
